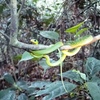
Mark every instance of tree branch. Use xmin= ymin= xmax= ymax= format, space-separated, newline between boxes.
xmin=0 ymin=31 xmax=10 ymax=40
xmin=11 ymin=40 xmax=49 ymax=50
xmin=9 ymin=0 xmax=49 ymax=50
xmin=61 ymin=35 xmax=100 ymax=50
xmin=9 ymin=0 xmax=100 ymax=51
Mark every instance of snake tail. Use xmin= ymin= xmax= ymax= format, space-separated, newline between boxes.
xmin=43 ymin=54 xmax=66 ymax=67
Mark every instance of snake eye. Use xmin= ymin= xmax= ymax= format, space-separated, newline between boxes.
xmin=34 ymin=39 xmax=37 ymax=42
xmin=30 ymin=39 xmax=38 ymax=45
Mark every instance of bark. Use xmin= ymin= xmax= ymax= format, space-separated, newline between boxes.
xmin=9 ymin=0 xmax=49 ymax=50
xmin=7 ymin=0 xmax=100 ymax=51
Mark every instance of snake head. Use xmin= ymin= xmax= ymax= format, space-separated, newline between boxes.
xmin=30 ymin=39 xmax=38 ymax=45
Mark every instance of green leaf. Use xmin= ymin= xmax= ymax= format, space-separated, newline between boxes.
xmin=90 ymin=76 xmax=100 ymax=84
xmin=65 ymin=21 xmax=84 ymax=33
xmin=29 ymin=81 xmax=51 ymax=89
xmin=19 ymin=51 xmax=34 ymax=62
xmin=86 ymin=82 xmax=100 ymax=100
xmin=3 ymin=73 xmax=15 ymax=84
xmin=75 ymin=28 xmax=88 ymax=37
xmin=35 ymin=81 xmax=77 ymax=100
xmin=42 ymin=16 xmax=54 ymax=26
xmin=16 ymin=81 xmax=29 ymax=90
xmin=18 ymin=93 xmax=28 ymax=100
xmin=85 ymin=57 xmax=100 ymax=77
xmin=79 ymin=72 xmax=86 ymax=81
xmin=0 ymin=89 xmax=9 ymax=99
xmin=59 ymin=70 xmax=83 ymax=83
xmin=33 ymin=0 xmax=38 ymax=3
xmin=39 ymin=59 xmax=51 ymax=72
xmin=28 ymin=81 xmax=52 ymax=95
xmin=28 ymin=96 xmax=35 ymax=100
xmin=0 ymin=90 xmax=15 ymax=100
xmin=39 ymin=31 xmax=59 ymax=40
xmin=13 ymin=54 xmax=22 ymax=61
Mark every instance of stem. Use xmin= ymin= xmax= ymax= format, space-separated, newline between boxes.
xmin=10 ymin=0 xmax=18 ymax=45
xmin=9 ymin=0 xmax=49 ymax=50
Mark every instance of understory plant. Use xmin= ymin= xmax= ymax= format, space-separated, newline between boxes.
xmin=0 ymin=57 xmax=100 ymax=100
xmin=0 ymin=22 xmax=100 ymax=100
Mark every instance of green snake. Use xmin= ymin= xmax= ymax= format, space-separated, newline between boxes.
xmin=30 ymin=35 xmax=93 ymax=67
xmin=30 ymin=35 xmax=93 ymax=93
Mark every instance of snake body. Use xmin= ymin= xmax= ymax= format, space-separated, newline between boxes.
xmin=68 ymin=35 xmax=93 ymax=48
xmin=30 ymin=35 xmax=93 ymax=67
xmin=30 ymin=35 xmax=93 ymax=93
xmin=43 ymin=54 xmax=66 ymax=67
xmin=31 ymin=42 xmax=63 ymax=56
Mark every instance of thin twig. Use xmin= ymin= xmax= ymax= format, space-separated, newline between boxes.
xmin=0 ymin=31 xmax=10 ymax=40
xmin=4 ymin=0 xmax=11 ymax=9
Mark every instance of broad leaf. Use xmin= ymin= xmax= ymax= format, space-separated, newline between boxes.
xmin=0 ymin=90 xmax=15 ymax=100
xmin=39 ymin=31 xmax=59 ymax=40
xmin=29 ymin=81 xmax=51 ymax=89
xmin=39 ymin=58 xmax=57 ymax=72
xmin=16 ymin=81 xmax=29 ymax=90
xmin=18 ymin=93 xmax=28 ymax=100
xmin=0 ymin=89 xmax=9 ymax=99
xmin=39 ymin=59 xmax=50 ymax=72
xmin=3 ymin=73 xmax=15 ymax=84
xmin=85 ymin=57 xmax=100 ymax=77
xmin=59 ymin=70 xmax=83 ymax=83
xmin=28 ymin=96 xmax=35 ymax=100
xmin=79 ymin=72 xmax=86 ymax=81
xmin=90 ymin=76 xmax=100 ymax=84
xmin=28 ymin=81 xmax=52 ymax=95
xmin=86 ymin=82 xmax=100 ymax=100
xmin=35 ymin=81 xmax=77 ymax=100
xmin=65 ymin=21 xmax=84 ymax=33
xmin=19 ymin=51 xmax=34 ymax=62
xmin=72 ymin=70 xmax=86 ymax=81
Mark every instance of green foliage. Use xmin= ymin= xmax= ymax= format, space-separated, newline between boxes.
xmin=17 ymin=93 xmax=28 ymax=100
xmin=3 ymin=73 xmax=15 ymax=85
xmin=39 ymin=59 xmax=50 ymax=72
xmin=1 ymin=58 xmax=100 ymax=99
xmin=86 ymin=82 xmax=100 ymax=100
xmin=34 ymin=81 xmax=77 ymax=100
xmin=85 ymin=57 xmax=100 ymax=78
xmin=0 ymin=4 xmax=4 ymax=14
xmin=0 ymin=3 xmax=7 ymax=14
xmin=19 ymin=51 xmax=34 ymax=62
xmin=1 ymin=0 xmax=99 ymax=99
xmin=58 ymin=57 xmax=100 ymax=99
xmin=26 ymin=0 xmax=63 ymax=25
xmin=60 ymin=70 xmax=84 ymax=83
xmin=65 ymin=21 xmax=89 ymax=39
xmin=29 ymin=81 xmax=52 ymax=89
xmin=40 ymin=31 xmax=59 ymax=40
xmin=33 ymin=0 xmax=38 ymax=3
xmin=75 ymin=28 xmax=88 ymax=37
xmin=0 ymin=90 xmax=16 ymax=100
xmin=65 ymin=21 xmax=84 ymax=33
xmin=72 ymin=69 xmax=87 ymax=81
